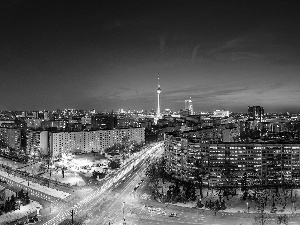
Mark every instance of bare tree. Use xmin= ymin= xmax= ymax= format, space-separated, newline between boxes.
xmin=193 ymin=156 xmax=207 ymax=198
xmin=253 ymin=191 xmax=272 ymax=225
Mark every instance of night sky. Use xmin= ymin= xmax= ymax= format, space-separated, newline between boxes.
xmin=1 ymin=0 xmax=300 ymax=112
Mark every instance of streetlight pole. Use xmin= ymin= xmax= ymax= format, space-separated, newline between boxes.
xmin=247 ymin=202 xmax=249 ymax=213
xmin=122 ymin=201 xmax=126 ymax=225
xmin=71 ymin=209 xmax=74 ymax=224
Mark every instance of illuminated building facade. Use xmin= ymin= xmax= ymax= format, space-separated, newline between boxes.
xmin=26 ymin=130 xmax=48 ymax=156
xmin=164 ymin=133 xmax=300 ymax=186
xmin=49 ymin=128 xmax=145 ymax=158
xmin=185 ymin=98 xmax=193 ymax=115
xmin=91 ymin=114 xmax=117 ymax=130
xmin=212 ymin=110 xmax=229 ymax=118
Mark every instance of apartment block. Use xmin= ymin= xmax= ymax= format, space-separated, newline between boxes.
xmin=164 ymin=133 xmax=300 ymax=186
xmin=49 ymin=128 xmax=145 ymax=158
xmin=0 ymin=128 xmax=22 ymax=149
xmin=26 ymin=130 xmax=48 ymax=156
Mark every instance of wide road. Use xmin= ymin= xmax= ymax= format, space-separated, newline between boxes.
xmin=88 ymin=156 xmax=148 ymax=225
xmin=40 ymin=142 xmax=164 ymax=225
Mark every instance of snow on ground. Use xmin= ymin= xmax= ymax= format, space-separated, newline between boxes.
xmin=0 ymin=157 xmax=24 ymax=169
xmin=19 ymin=162 xmax=43 ymax=175
xmin=0 ymin=200 xmax=42 ymax=224
xmin=0 ymin=170 xmax=70 ymax=199
xmin=156 ymin=179 xmax=300 ymax=215
xmin=172 ymin=202 xmax=196 ymax=208
xmin=1 ymin=155 xmax=86 ymax=187
xmin=41 ymin=170 xmax=86 ymax=186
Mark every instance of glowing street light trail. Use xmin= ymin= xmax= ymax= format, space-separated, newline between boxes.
xmin=42 ymin=142 xmax=163 ymax=225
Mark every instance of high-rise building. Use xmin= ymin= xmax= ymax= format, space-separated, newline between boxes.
xmin=26 ymin=130 xmax=48 ymax=156
xmin=248 ymin=106 xmax=264 ymax=121
xmin=184 ymin=97 xmax=193 ymax=115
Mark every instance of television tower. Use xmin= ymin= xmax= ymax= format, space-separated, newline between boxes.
xmin=157 ymin=78 xmax=161 ymax=116
xmin=156 ymin=78 xmax=161 ymax=123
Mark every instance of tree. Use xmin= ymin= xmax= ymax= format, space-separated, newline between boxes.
xmin=92 ymin=170 xmax=98 ymax=179
xmin=23 ymin=192 xmax=30 ymax=205
xmin=196 ymin=198 xmax=204 ymax=208
xmin=157 ymin=157 xmax=166 ymax=183
xmin=108 ymin=160 xmax=121 ymax=169
xmin=4 ymin=199 xmax=10 ymax=212
xmin=241 ymin=172 xmax=248 ymax=200
xmin=193 ymin=156 xmax=207 ymax=199
xmin=10 ymin=195 xmax=16 ymax=210
xmin=276 ymin=215 xmax=289 ymax=225
xmin=254 ymin=191 xmax=272 ymax=225
xmin=145 ymin=160 xmax=160 ymax=195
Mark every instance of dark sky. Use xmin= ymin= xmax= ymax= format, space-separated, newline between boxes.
xmin=1 ymin=0 xmax=300 ymax=112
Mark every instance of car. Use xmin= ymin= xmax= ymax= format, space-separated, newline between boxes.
xmin=25 ymin=219 xmax=36 ymax=224
xmin=149 ymin=209 xmax=155 ymax=213
xmin=157 ymin=210 xmax=166 ymax=216
xmin=169 ymin=213 xmax=178 ymax=217
xmin=30 ymin=217 xmax=39 ymax=222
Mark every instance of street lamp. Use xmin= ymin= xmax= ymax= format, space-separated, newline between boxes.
xmin=247 ymin=202 xmax=249 ymax=213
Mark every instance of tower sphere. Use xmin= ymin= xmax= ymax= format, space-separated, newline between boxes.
xmin=157 ymin=86 xmax=161 ymax=94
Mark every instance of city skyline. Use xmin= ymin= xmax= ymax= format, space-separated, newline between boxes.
xmin=1 ymin=0 xmax=300 ymax=112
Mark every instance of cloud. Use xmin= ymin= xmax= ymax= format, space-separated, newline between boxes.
xmin=160 ymin=81 xmax=300 ymax=107
xmin=88 ymin=85 xmax=146 ymax=103
xmin=191 ymin=44 xmax=201 ymax=61
xmin=192 ymin=30 xmax=300 ymax=64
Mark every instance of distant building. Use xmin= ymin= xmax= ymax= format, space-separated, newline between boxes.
xmin=0 ymin=121 xmax=15 ymax=127
xmin=26 ymin=119 xmax=42 ymax=129
xmin=179 ymin=109 xmax=190 ymax=118
xmin=0 ymin=128 xmax=22 ymax=149
xmin=81 ymin=117 xmax=91 ymax=125
xmin=185 ymin=98 xmax=193 ymax=115
xmin=41 ymin=120 xmax=67 ymax=130
xmin=91 ymin=114 xmax=117 ymax=130
xmin=248 ymin=106 xmax=264 ymax=122
xmin=117 ymin=116 xmax=140 ymax=128
xmin=212 ymin=110 xmax=229 ymax=118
